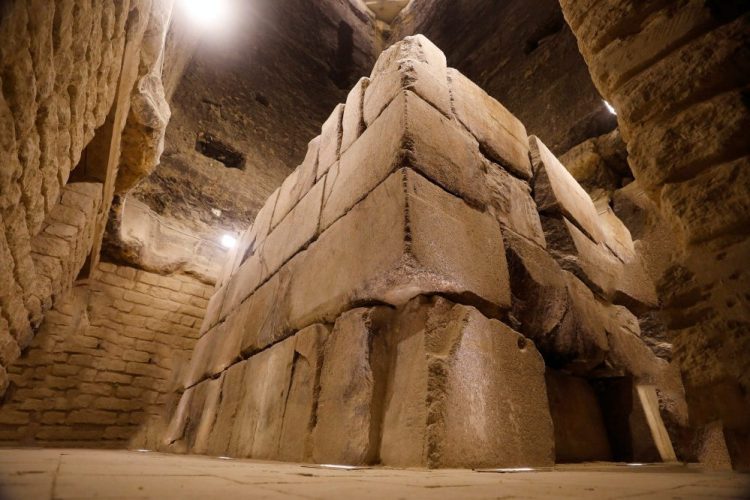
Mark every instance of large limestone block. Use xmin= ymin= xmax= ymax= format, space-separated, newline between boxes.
xmin=218 ymin=253 xmax=262 ymax=322
xmin=322 ymin=90 xmax=487 ymax=231
xmin=259 ymin=180 xmax=324 ymax=282
xmin=317 ymin=104 xmax=344 ymax=179
xmin=224 ymin=337 xmax=295 ymax=459
xmin=543 ymin=216 xmax=620 ymax=298
xmin=291 ymin=168 xmax=509 ymax=330
xmin=603 ymin=305 xmax=665 ymax=381
xmin=312 ymin=307 xmax=391 ymax=465
xmin=595 ymin=198 xmax=636 ymax=262
xmin=208 ymin=273 xmax=231 ymax=319
xmin=191 ymin=374 xmax=224 ymax=454
xmin=380 ymin=297 xmax=555 ymax=468
xmin=545 ymin=370 xmax=612 ymax=462
xmin=554 ymin=272 xmax=611 ymax=373
xmin=341 ymin=78 xmax=369 ymax=154
xmin=250 ymin=338 xmax=296 ymax=459
xmin=239 ymin=264 xmax=294 ymax=356
xmin=503 ymin=229 xmax=567 ymax=341
xmin=487 ymin=165 xmax=545 ymax=247
xmin=364 ymin=35 xmax=450 ymax=127
xmin=530 ymin=135 xmax=605 ymax=243
xmin=448 ymin=69 xmax=532 ymax=179
xmin=278 ymin=324 xmax=331 ymax=462
xmin=543 ymin=215 xmax=657 ymax=309
xmin=271 ymin=137 xmax=320 ymax=230
xmin=205 ymin=361 xmax=245 ymax=456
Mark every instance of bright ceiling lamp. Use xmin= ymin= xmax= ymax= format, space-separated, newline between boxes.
xmin=179 ymin=0 xmax=232 ymax=30
xmin=220 ymin=234 xmax=237 ymax=249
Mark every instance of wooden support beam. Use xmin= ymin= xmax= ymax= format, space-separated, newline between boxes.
xmin=636 ymin=384 xmax=678 ymax=462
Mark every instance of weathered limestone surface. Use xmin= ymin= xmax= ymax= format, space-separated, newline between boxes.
xmin=164 ymin=36 xmax=673 ymax=469
xmin=0 ymin=0 xmax=177 ymax=397
xmin=559 ymin=0 xmax=750 ymax=469
xmin=380 ymin=297 xmax=554 ymax=468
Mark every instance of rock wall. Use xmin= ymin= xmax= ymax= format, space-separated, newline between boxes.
xmin=388 ymin=0 xmax=617 ymax=154
xmin=164 ymin=36 xmax=682 ymax=468
xmin=1 ymin=182 xmax=103 ymax=394
xmin=559 ymin=1 xmax=750 ymax=469
xmin=0 ymin=262 xmax=211 ymax=448
xmin=128 ymin=0 xmax=380 ymax=258
xmin=0 ymin=0 xmax=182 ymax=397
xmin=0 ymin=0 xmax=160 ymax=396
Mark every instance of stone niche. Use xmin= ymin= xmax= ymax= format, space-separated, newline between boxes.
xmin=163 ymin=35 xmax=682 ymax=468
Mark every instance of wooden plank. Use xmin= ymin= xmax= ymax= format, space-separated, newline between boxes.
xmin=636 ymin=384 xmax=678 ymax=462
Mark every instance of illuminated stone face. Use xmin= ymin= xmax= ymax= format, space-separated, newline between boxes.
xmin=365 ymin=0 xmax=410 ymax=23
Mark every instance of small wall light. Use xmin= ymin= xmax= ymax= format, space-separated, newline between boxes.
xmin=603 ymin=100 xmax=617 ymax=115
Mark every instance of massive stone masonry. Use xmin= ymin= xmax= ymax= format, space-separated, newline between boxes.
xmin=163 ymin=35 xmax=682 ymax=468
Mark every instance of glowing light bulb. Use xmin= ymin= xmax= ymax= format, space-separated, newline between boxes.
xmin=603 ymin=100 xmax=617 ymax=115
xmin=180 ymin=0 xmax=231 ymax=30
xmin=220 ymin=234 xmax=237 ymax=249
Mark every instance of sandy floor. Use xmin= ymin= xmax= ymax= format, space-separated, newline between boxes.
xmin=0 ymin=448 xmax=748 ymax=499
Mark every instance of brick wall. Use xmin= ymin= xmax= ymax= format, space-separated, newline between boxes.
xmin=0 ymin=262 xmax=211 ymax=448
xmin=1 ymin=182 xmax=102 ymax=395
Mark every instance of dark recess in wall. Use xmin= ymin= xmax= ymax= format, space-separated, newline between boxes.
xmin=195 ymin=132 xmax=246 ymax=169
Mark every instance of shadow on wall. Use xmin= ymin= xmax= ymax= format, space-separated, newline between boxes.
xmin=0 ymin=263 xmax=211 ymax=448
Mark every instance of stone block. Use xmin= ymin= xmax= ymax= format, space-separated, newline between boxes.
xmin=603 ymin=305 xmax=664 ymax=381
xmin=380 ymin=297 xmax=555 ymax=468
xmin=239 ymin=264 xmax=294 ymax=356
xmin=543 ymin=215 xmax=620 ymax=298
xmin=486 ymin=164 xmax=545 ymax=247
xmin=250 ymin=336 xmax=296 ymax=460
xmin=545 ymin=370 xmax=612 ymax=462
xmin=317 ymin=104 xmax=344 ymax=179
xmin=312 ymin=307 xmax=391 ymax=465
xmin=543 ymin=215 xmax=657 ymax=309
xmin=291 ymin=168 xmax=509 ymax=331
xmin=259 ymin=180 xmax=324 ymax=282
xmin=364 ymin=35 xmax=450 ymax=126
xmin=271 ymin=137 xmax=320 ymax=230
xmin=321 ymin=90 xmax=487 ymax=232
xmin=530 ymin=135 xmax=605 ymax=243
xmin=341 ymin=77 xmax=369 ymax=154
xmin=503 ymin=229 xmax=567 ymax=341
xmin=448 ymin=68 xmax=531 ymax=179
xmin=218 ymin=250 xmax=262 ymax=322
xmin=595 ymin=199 xmax=636 ymax=262
xmin=278 ymin=324 xmax=330 ymax=462
xmin=204 ymin=361 xmax=243 ymax=456
xmin=554 ymin=272 xmax=610 ymax=374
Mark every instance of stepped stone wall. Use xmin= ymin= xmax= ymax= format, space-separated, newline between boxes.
xmin=0 ymin=262 xmax=211 ymax=447
xmin=164 ymin=36 xmax=683 ymax=468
